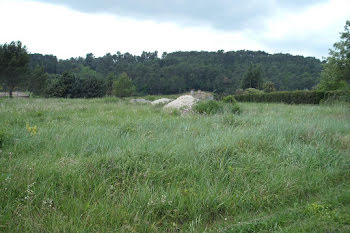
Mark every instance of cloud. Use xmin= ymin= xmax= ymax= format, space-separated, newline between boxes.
xmin=0 ymin=0 xmax=265 ymax=59
xmin=1 ymin=0 xmax=349 ymax=59
xmin=31 ymin=0 xmax=328 ymax=30
xmin=258 ymin=0 xmax=350 ymax=58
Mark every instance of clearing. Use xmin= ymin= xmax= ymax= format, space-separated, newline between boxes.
xmin=0 ymin=98 xmax=349 ymax=232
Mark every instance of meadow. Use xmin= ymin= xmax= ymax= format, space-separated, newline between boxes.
xmin=0 ymin=98 xmax=349 ymax=232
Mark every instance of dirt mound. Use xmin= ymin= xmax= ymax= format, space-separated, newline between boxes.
xmin=163 ymin=95 xmax=198 ymax=110
xmin=129 ymin=99 xmax=151 ymax=104
xmin=151 ymin=98 xmax=172 ymax=105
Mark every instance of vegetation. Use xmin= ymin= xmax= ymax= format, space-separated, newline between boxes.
xmin=241 ymin=64 xmax=263 ymax=90
xmin=222 ymin=95 xmax=238 ymax=104
xmin=0 ymin=41 xmax=30 ymax=97
xmin=0 ymin=98 xmax=349 ymax=232
xmin=3 ymin=20 xmax=350 ymax=98
xmin=234 ymin=90 xmax=350 ymax=104
xmin=317 ymin=20 xmax=350 ymax=91
xmin=193 ymin=100 xmax=224 ymax=114
xmin=26 ymin=50 xmax=322 ymax=96
xmin=263 ymin=81 xmax=276 ymax=93
xmin=45 ymin=71 xmax=106 ymax=98
xmin=112 ymin=72 xmax=136 ymax=97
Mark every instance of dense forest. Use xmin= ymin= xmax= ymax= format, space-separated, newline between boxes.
xmin=29 ymin=50 xmax=322 ymax=95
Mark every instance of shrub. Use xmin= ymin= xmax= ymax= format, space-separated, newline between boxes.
xmin=234 ymin=90 xmax=350 ymax=104
xmin=112 ymin=73 xmax=136 ymax=97
xmin=194 ymin=100 xmax=242 ymax=115
xmin=222 ymin=95 xmax=237 ymax=104
xmin=193 ymin=100 xmax=223 ymax=114
xmin=263 ymin=81 xmax=276 ymax=93
xmin=80 ymin=77 xmax=106 ymax=98
xmin=46 ymin=73 xmax=107 ymax=98
xmin=244 ymin=88 xmax=264 ymax=95
xmin=0 ymin=128 xmax=10 ymax=148
xmin=229 ymin=104 xmax=242 ymax=114
xmin=235 ymin=89 xmax=244 ymax=95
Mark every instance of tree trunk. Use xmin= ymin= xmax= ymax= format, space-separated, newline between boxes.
xmin=9 ymin=87 xmax=13 ymax=98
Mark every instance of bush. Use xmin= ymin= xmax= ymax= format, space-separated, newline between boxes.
xmin=222 ymin=95 xmax=237 ymax=104
xmin=193 ymin=100 xmax=223 ymax=114
xmin=112 ymin=73 xmax=136 ymax=97
xmin=234 ymin=90 xmax=350 ymax=104
xmin=194 ymin=100 xmax=242 ymax=115
xmin=244 ymin=88 xmax=264 ymax=95
xmin=46 ymin=73 xmax=107 ymax=98
xmin=263 ymin=81 xmax=276 ymax=93
xmin=80 ymin=77 xmax=106 ymax=98
xmin=228 ymin=104 xmax=242 ymax=114
xmin=0 ymin=128 xmax=10 ymax=148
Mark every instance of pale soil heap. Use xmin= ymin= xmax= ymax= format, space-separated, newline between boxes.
xmin=163 ymin=95 xmax=199 ymax=110
xmin=151 ymin=98 xmax=173 ymax=105
xmin=129 ymin=99 xmax=151 ymax=104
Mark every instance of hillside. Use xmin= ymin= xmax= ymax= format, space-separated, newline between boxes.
xmin=29 ymin=50 xmax=322 ymax=95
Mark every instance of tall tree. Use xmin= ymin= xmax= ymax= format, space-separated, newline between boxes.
xmin=28 ymin=66 xmax=48 ymax=96
xmin=0 ymin=41 xmax=30 ymax=97
xmin=112 ymin=72 xmax=135 ymax=97
xmin=317 ymin=20 xmax=350 ymax=91
xmin=241 ymin=64 xmax=263 ymax=89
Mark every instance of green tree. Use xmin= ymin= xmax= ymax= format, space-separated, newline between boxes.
xmin=263 ymin=81 xmax=276 ymax=92
xmin=317 ymin=20 xmax=350 ymax=91
xmin=0 ymin=41 xmax=30 ymax=97
xmin=241 ymin=64 xmax=263 ymax=90
xmin=28 ymin=66 xmax=48 ymax=96
xmin=112 ymin=72 xmax=136 ymax=97
xmin=106 ymin=73 xmax=118 ymax=96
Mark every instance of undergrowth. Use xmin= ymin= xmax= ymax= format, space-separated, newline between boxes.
xmin=0 ymin=98 xmax=349 ymax=232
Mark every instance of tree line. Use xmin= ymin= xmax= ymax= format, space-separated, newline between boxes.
xmin=27 ymin=50 xmax=322 ymax=96
xmin=1 ymin=20 xmax=349 ymax=98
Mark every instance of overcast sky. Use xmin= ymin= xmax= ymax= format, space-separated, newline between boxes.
xmin=0 ymin=0 xmax=349 ymax=59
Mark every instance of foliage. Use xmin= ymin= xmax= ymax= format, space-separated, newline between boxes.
xmin=194 ymin=100 xmax=241 ymax=115
xmin=241 ymin=64 xmax=263 ymax=89
xmin=106 ymin=73 xmax=117 ymax=96
xmin=222 ymin=95 xmax=237 ymax=104
xmin=226 ymin=103 xmax=242 ymax=114
xmin=0 ymin=99 xmax=349 ymax=232
xmin=317 ymin=20 xmax=350 ymax=91
xmin=244 ymin=88 xmax=264 ymax=94
xmin=234 ymin=88 xmax=244 ymax=95
xmin=235 ymin=90 xmax=350 ymax=104
xmin=0 ymin=128 xmax=10 ymax=148
xmin=263 ymin=81 xmax=276 ymax=93
xmin=28 ymin=66 xmax=48 ymax=96
xmin=0 ymin=41 xmax=30 ymax=97
xmin=29 ymin=50 xmax=323 ymax=95
xmin=112 ymin=72 xmax=136 ymax=97
xmin=193 ymin=100 xmax=223 ymax=114
xmin=45 ymin=72 xmax=106 ymax=98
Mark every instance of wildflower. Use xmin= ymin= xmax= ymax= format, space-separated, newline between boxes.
xmin=25 ymin=182 xmax=36 ymax=201
xmin=26 ymin=122 xmax=37 ymax=136
xmin=42 ymin=198 xmax=55 ymax=209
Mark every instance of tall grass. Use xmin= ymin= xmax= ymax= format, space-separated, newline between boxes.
xmin=0 ymin=98 xmax=349 ymax=232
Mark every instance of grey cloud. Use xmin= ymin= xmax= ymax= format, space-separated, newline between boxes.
xmin=32 ymin=0 xmax=328 ymax=30
xmin=262 ymin=35 xmax=331 ymax=59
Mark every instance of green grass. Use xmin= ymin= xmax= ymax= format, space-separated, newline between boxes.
xmin=0 ymin=98 xmax=349 ymax=232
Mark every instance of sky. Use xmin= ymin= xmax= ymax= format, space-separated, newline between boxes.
xmin=0 ymin=0 xmax=349 ymax=60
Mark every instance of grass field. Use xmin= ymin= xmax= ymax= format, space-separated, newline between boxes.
xmin=0 ymin=98 xmax=349 ymax=232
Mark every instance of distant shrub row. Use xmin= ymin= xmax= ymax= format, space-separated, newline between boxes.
xmin=46 ymin=73 xmax=106 ymax=98
xmin=234 ymin=90 xmax=350 ymax=104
